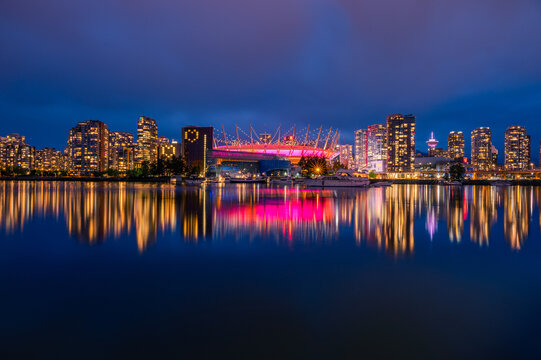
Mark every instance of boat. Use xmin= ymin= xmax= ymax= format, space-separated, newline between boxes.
xmin=447 ymin=181 xmax=462 ymax=186
xmin=270 ymin=177 xmax=294 ymax=185
xmin=490 ymin=180 xmax=512 ymax=186
xmin=304 ymin=174 xmax=370 ymax=188
xmin=184 ymin=177 xmax=205 ymax=186
xmin=371 ymin=181 xmax=393 ymax=187
xmin=230 ymin=176 xmax=266 ymax=184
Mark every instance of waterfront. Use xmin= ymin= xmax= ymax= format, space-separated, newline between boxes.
xmin=1 ymin=181 xmax=541 ymax=358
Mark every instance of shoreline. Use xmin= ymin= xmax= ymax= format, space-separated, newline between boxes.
xmin=1 ymin=176 xmax=541 ymax=186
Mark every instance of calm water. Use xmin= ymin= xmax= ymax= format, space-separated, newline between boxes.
xmin=1 ymin=181 xmax=541 ymax=359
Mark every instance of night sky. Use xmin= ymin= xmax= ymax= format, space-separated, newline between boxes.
xmin=1 ymin=0 xmax=540 ymax=161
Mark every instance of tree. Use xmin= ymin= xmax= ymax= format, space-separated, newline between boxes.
xmin=331 ymin=159 xmax=346 ymax=171
xmin=449 ymin=163 xmax=466 ymax=181
xmin=166 ymin=157 xmax=186 ymax=176
xmin=368 ymin=171 xmax=377 ymax=179
xmin=300 ymin=156 xmax=328 ymax=177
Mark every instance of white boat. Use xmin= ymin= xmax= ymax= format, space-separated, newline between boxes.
xmin=304 ymin=174 xmax=370 ymax=188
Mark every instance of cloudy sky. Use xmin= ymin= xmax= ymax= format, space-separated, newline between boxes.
xmin=1 ymin=0 xmax=540 ymax=160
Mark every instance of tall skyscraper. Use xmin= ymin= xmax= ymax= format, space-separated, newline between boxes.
xmin=386 ymin=114 xmax=416 ymax=173
xmin=181 ymin=126 xmax=213 ymax=172
xmin=68 ymin=120 xmax=109 ymax=174
xmin=339 ymin=144 xmax=354 ymax=169
xmin=109 ymin=131 xmax=135 ymax=172
xmin=354 ymin=129 xmax=368 ymax=171
xmin=504 ymin=126 xmax=530 ymax=170
xmin=367 ymin=124 xmax=387 ymax=172
xmin=447 ymin=131 xmax=465 ymax=160
xmin=470 ymin=127 xmax=492 ymax=171
xmin=136 ymin=116 xmax=158 ymax=165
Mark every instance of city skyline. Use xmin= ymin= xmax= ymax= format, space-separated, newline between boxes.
xmin=1 ymin=1 xmax=540 ymax=158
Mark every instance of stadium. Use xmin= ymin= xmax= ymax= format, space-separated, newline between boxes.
xmin=212 ymin=125 xmax=341 ymax=165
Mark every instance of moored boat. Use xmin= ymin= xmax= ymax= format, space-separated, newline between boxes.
xmin=304 ymin=174 xmax=370 ymax=188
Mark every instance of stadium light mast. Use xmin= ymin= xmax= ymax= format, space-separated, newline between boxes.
xmin=304 ymin=125 xmax=310 ymax=146
xmin=323 ymin=127 xmax=332 ymax=150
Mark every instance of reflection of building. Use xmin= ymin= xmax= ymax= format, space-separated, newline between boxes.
xmin=136 ymin=116 xmax=158 ymax=165
xmin=0 ymin=133 xmax=36 ymax=170
xmin=504 ymin=186 xmax=530 ymax=250
xmin=339 ymin=145 xmax=354 ymax=169
xmin=386 ymin=114 xmax=416 ymax=173
xmin=470 ymin=186 xmax=499 ymax=245
xmin=471 ymin=127 xmax=492 ymax=171
xmin=447 ymin=131 xmax=465 ymax=160
xmin=354 ymin=129 xmax=368 ymax=171
xmin=182 ymin=126 xmax=213 ymax=170
xmin=68 ymin=120 xmax=109 ymax=174
xmin=446 ymin=187 xmax=465 ymax=242
xmin=504 ymin=125 xmax=530 ymax=170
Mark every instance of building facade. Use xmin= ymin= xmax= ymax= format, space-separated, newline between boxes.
xmin=0 ymin=134 xmax=35 ymax=170
xmin=67 ymin=120 xmax=109 ymax=174
xmin=386 ymin=114 xmax=416 ymax=172
xmin=339 ymin=144 xmax=354 ymax=169
xmin=354 ymin=129 xmax=368 ymax=171
xmin=367 ymin=124 xmax=387 ymax=172
xmin=35 ymin=147 xmax=66 ymax=172
xmin=504 ymin=126 xmax=530 ymax=170
xmin=158 ymin=137 xmax=178 ymax=161
xmin=136 ymin=116 xmax=158 ymax=165
xmin=470 ymin=127 xmax=492 ymax=171
xmin=447 ymin=131 xmax=465 ymax=160
xmin=110 ymin=131 xmax=135 ymax=172
xmin=181 ymin=126 xmax=214 ymax=171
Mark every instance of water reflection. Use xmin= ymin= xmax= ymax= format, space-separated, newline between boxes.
xmin=0 ymin=181 xmax=539 ymax=255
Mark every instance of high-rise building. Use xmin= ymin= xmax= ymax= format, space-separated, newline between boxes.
xmin=386 ymin=114 xmax=416 ymax=173
xmin=491 ymin=145 xmax=499 ymax=169
xmin=470 ymin=127 xmax=492 ymax=171
xmin=181 ymin=126 xmax=213 ymax=172
xmin=0 ymin=134 xmax=35 ymax=170
xmin=68 ymin=120 xmax=109 ymax=174
xmin=447 ymin=131 xmax=465 ymax=160
xmin=136 ymin=116 xmax=158 ymax=165
xmin=158 ymin=137 xmax=178 ymax=161
xmin=367 ymin=124 xmax=387 ymax=172
xmin=109 ymin=131 xmax=135 ymax=172
xmin=35 ymin=147 xmax=66 ymax=172
xmin=339 ymin=144 xmax=354 ymax=169
xmin=354 ymin=129 xmax=368 ymax=171
xmin=504 ymin=126 xmax=530 ymax=170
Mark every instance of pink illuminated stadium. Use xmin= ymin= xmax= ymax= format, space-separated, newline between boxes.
xmin=213 ymin=125 xmax=340 ymax=164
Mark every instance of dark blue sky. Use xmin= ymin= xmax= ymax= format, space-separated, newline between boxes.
xmin=1 ymin=0 xmax=540 ymax=161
